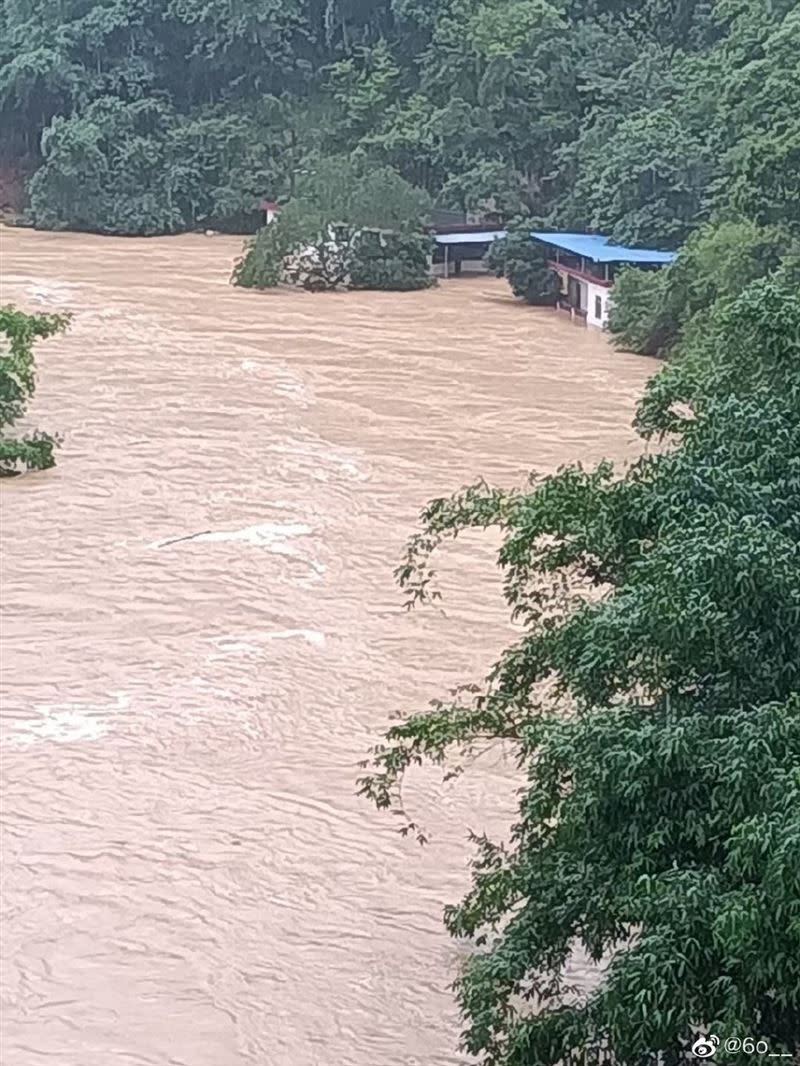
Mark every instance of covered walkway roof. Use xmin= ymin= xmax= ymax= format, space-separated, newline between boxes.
xmin=531 ymin=232 xmax=675 ymax=264
xmin=433 ymin=229 xmax=506 ymax=245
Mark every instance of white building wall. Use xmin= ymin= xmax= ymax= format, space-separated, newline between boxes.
xmin=586 ymin=279 xmax=611 ymax=329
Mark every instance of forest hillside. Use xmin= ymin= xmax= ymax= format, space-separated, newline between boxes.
xmin=2 ymin=0 xmax=797 ymax=244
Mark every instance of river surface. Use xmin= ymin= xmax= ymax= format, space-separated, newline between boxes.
xmin=0 ymin=228 xmax=653 ymax=1066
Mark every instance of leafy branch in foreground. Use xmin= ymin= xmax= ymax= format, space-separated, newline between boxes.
xmin=359 ymin=276 xmax=800 ymax=1064
xmin=0 ymin=306 xmax=69 ymax=476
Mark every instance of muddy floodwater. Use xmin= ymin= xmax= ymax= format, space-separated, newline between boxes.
xmin=0 ymin=228 xmax=653 ymax=1066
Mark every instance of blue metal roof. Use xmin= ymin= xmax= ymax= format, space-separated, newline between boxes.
xmin=531 ymin=232 xmax=675 ymax=264
xmin=434 ymin=230 xmax=506 ymax=245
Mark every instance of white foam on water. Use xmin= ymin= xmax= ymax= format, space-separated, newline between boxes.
xmin=234 ymin=362 xmax=311 ymax=404
xmin=207 ymin=639 xmax=263 ymax=658
xmin=339 ymin=459 xmax=366 ymax=481
xmin=7 ymin=692 xmax=131 ymax=746
xmin=294 ymin=560 xmax=327 ymax=589
xmin=27 ymin=280 xmax=79 ymax=306
xmin=208 ymin=629 xmax=326 ymax=659
xmin=150 ymin=521 xmax=312 ymax=552
xmin=149 ymin=521 xmax=327 ymax=584
xmin=191 ymin=521 xmax=312 ymax=546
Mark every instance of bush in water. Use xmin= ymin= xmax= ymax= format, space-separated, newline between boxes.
xmin=487 ymin=223 xmax=560 ymax=305
xmin=232 ymin=162 xmax=432 ymax=292
xmin=233 ymin=218 xmax=432 ymax=293
xmin=232 ymin=223 xmax=292 ymax=289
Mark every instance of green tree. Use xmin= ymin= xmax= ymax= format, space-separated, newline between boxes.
xmin=27 ymin=97 xmax=185 ymax=235
xmin=360 ymin=276 xmax=800 ymax=1063
xmin=232 ymin=209 xmax=303 ymax=289
xmin=0 ymin=305 xmax=68 ymax=475
xmin=26 ymin=97 xmax=282 ymax=234
xmin=711 ymin=8 xmax=800 ymax=235
xmin=346 ymin=165 xmax=431 ymax=230
xmin=326 ymin=38 xmax=401 ymax=140
xmin=487 ymin=224 xmax=560 ymax=305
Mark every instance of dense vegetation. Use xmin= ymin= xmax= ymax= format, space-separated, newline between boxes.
xmin=2 ymin=0 xmax=798 ymax=246
xmin=0 ymin=306 xmax=68 ymax=475
xmin=608 ymin=219 xmax=796 ymax=356
xmin=361 ymin=273 xmax=800 ymax=1064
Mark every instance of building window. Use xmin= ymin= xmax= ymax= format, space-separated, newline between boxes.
xmin=595 ymin=295 xmax=603 ymax=320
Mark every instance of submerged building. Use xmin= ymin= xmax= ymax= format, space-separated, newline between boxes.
xmin=431 ymin=223 xmax=506 ymax=277
xmin=430 ymin=225 xmax=675 ymax=330
xmin=531 ymin=232 xmax=675 ymax=329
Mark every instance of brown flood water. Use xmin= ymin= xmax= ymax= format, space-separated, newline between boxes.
xmin=0 ymin=228 xmax=653 ymax=1066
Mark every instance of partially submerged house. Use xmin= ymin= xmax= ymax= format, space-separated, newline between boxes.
xmin=531 ymin=232 xmax=675 ymax=328
xmin=431 ymin=223 xmax=506 ymax=277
